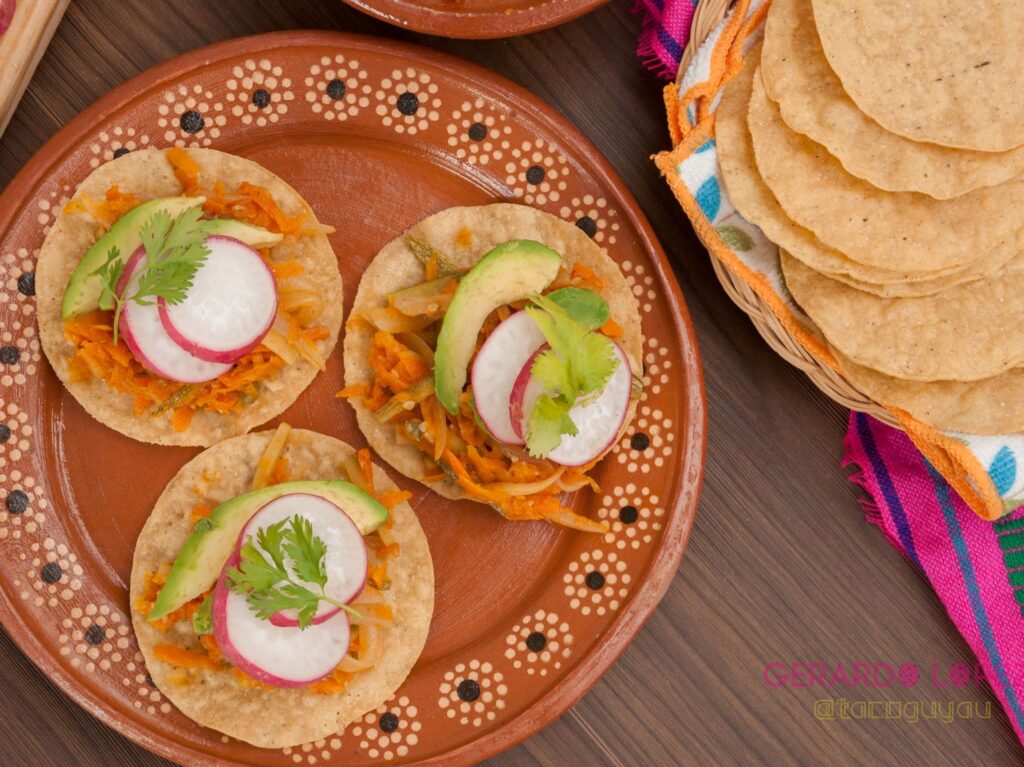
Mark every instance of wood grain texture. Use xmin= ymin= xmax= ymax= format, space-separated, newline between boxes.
xmin=0 ymin=1 xmax=1019 ymax=764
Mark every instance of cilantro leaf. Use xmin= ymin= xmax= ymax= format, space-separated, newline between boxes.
xmin=225 ymin=514 xmax=359 ymax=630
xmin=192 ymin=595 xmax=213 ymax=636
xmin=256 ymin=518 xmax=289 ymax=572
xmin=526 ymin=394 xmax=578 ymax=458
xmin=521 ymin=292 xmax=620 ymax=457
xmin=530 ymin=348 xmax=574 ymax=396
xmin=545 ymin=287 xmax=609 ymax=331
xmin=283 ymin=516 xmax=328 ymax=589
xmin=96 ymin=206 xmax=213 ymax=344
xmin=227 ymin=540 xmax=286 ymax=595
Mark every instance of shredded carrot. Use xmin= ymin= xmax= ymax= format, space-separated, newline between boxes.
xmin=377 ymin=489 xmax=412 ymax=510
xmin=199 ymin=634 xmax=224 ymax=664
xmin=600 ymin=317 xmax=624 ymax=339
xmin=308 ymin=667 xmax=355 ymax=694
xmin=336 ymin=384 xmax=368 ymax=399
xmin=424 ymin=253 xmax=439 ymax=281
xmin=153 ymin=644 xmax=221 ymax=671
xmin=455 ymin=226 xmax=473 ymax=248
xmin=166 ymin=147 xmax=202 ymax=195
xmin=356 ymin=449 xmax=376 ymax=496
xmin=190 ymin=503 xmax=213 ymax=523
xmin=269 ymin=260 xmax=305 ymax=279
xmin=233 ymin=667 xmax=273 ymax=689
xmin=171 ymin=407 xmax=194 ymax=433
xmin=571 ymin=262 xmax=605 ymax=290
xmin=268 ymin=457 xmax=291 ymax=486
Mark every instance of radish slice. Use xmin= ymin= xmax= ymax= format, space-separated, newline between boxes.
xmin=470 ymin=311 xmax=546 ymax=445
xmin=158 ymin=236 xmax=277 ymax=364
xmin=211 ymin=553 xmax=350 ymax=688
xmin=237 ymin=493 xmax=367 ymax=628
xmin=509 ymin=345 xmax=546 ymax=443
xmin=510 ymin=341 xmax=633 ymax=466
xmin=117 ymin=248 xmax=232 ymax=383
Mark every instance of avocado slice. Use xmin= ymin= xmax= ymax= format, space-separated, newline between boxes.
xmin=203 ymin=218 xmax=284 ymax=249
xmin=433 ymin=240 xmax=562 ymax=414
xmin=60 ymin=198 xmax=283 ymax=319
xmin=147 ymin=480 xmax=388 ymax=622
xmin=61 ymin=196 xmax=204 ymax=319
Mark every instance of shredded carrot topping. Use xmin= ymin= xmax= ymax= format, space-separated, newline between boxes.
xmin=154 ymin=644 xmax=221 ymax=671
xmin=190 ymin=502 xmax=213 ymax=523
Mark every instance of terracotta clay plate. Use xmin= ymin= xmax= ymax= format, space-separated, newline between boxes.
xmin=340 ymin=0 xmax=608 ymax=39
xmin=0 ymin=31 xmax=704 ymax=766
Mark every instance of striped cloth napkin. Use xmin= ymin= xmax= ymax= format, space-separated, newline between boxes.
xmin=635 ymin=0 xmax=696 ymax=80
xmin=845 ymin=412 xmax=1024 ymax=743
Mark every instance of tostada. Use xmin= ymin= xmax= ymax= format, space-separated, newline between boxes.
xmin=130 ymin=425 xmax=433 ymax=748
xmin=341 ymin=203 xmax=643 ymax=532
xmin=37 ymin=147 xmax=343 ymax=446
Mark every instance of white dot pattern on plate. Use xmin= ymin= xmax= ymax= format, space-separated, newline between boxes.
xmin=504 ymin=609 xmax=574 ymax=676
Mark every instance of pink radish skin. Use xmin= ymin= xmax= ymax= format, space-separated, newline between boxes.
xmin=509 ymin=341 xmax=633 ymax=467
xmin=236 ymin=493 xmax=367 ymax=628
xmin=158 ymin=236 xmax=277 ymax=364
xmin=470 ymin=311 xmax=546 ymax=445
xmin=509 ymin=344 xmax=547 ymax=443
xmin=117 ymin=248 xmax=232 ymax=383
xmin=211 ymin=553 xmax=351 ymax=688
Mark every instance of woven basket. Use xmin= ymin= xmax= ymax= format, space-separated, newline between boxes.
xmin=677 ymin=0 xmax=898 ymax=428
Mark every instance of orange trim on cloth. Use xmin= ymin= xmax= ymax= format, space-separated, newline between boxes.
xmin=653 ymin=5 xmax=1005 ymax=521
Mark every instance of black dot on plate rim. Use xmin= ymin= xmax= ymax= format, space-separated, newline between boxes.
xmin=84 ymin=625 xmax=105 ymax=645
xmin=396 ymin=92 xmax=420 ymax=116
xmin=112 ymin=147 xmax=130 ymax=159
xmin=585 ymin=570 xmax=605 ymax=590
xmin=525 ymin=165 xmax=545 ymax=185
xmin=179 ymin=110 xmax=204 ymax=134
xmin=575 ymin=215 xmax=598 ymax=238
xmin=0 ymin=345 xmax=20 ymax=365
xmin=145 ymin=673 xmax=155 ymax=687
xmin=525 ymin=631 xmax=547 ymax=652
xmin=467 ymin=122 xmax=487 ymax=141
xmin=0 ymin=424 xmax=10 ymax=444
xmin=40 ymin=562 xmax=62 ymax=584
xmin=251 ymin=88 xmax=271 ymax=108
xmin=630 ymin=432 xmax=650 ymax=451
xmin=326 ymin=78 xmax=346 ymax=100
xmin=17 ymin=272 xmax=35 ymax=296
xmin=619 ymin=505 xmax=639 ymax=524
xmin=456 ymin=679 xmax=481 ymax=702
xmin=379 ymin=712 xmax=400 ymax=733
xmin=5 ymin=490 xmax=27 ymax=515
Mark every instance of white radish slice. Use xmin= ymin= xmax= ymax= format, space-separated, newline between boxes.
xmin=470 ymin=311 xmax=546 ymax=445
xmin=211 ymin=552 xmax=350 ymax=688
xmin=159 ymin=236 xmax=277 ymax=364
xmin=117 ymin=248 xmax=232 ymax=383
xmin=510 ymin=341 xmax=633 ymax=467
xmin=237 ymin=493 xmax=368 ymax=628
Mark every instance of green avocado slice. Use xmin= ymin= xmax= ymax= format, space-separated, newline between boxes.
xmin=147 ymin=480 xmax=388 ymax=622
xmin=203 ymin=218 xmax=284 ymax=249
xmin=433 ymin=240 xmax=562 ymax=414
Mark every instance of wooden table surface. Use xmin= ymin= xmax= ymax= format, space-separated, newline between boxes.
xmin=0 ymin=1 xmax=1020 ymax=765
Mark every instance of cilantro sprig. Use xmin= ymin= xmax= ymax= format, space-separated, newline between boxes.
xmin=92 ymin=207 xmax=213 ymax=344
xmin=523 ymin=289 xmax=619 ymax=458
xmin=226 ymin=515 xmax=359 ymax=630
